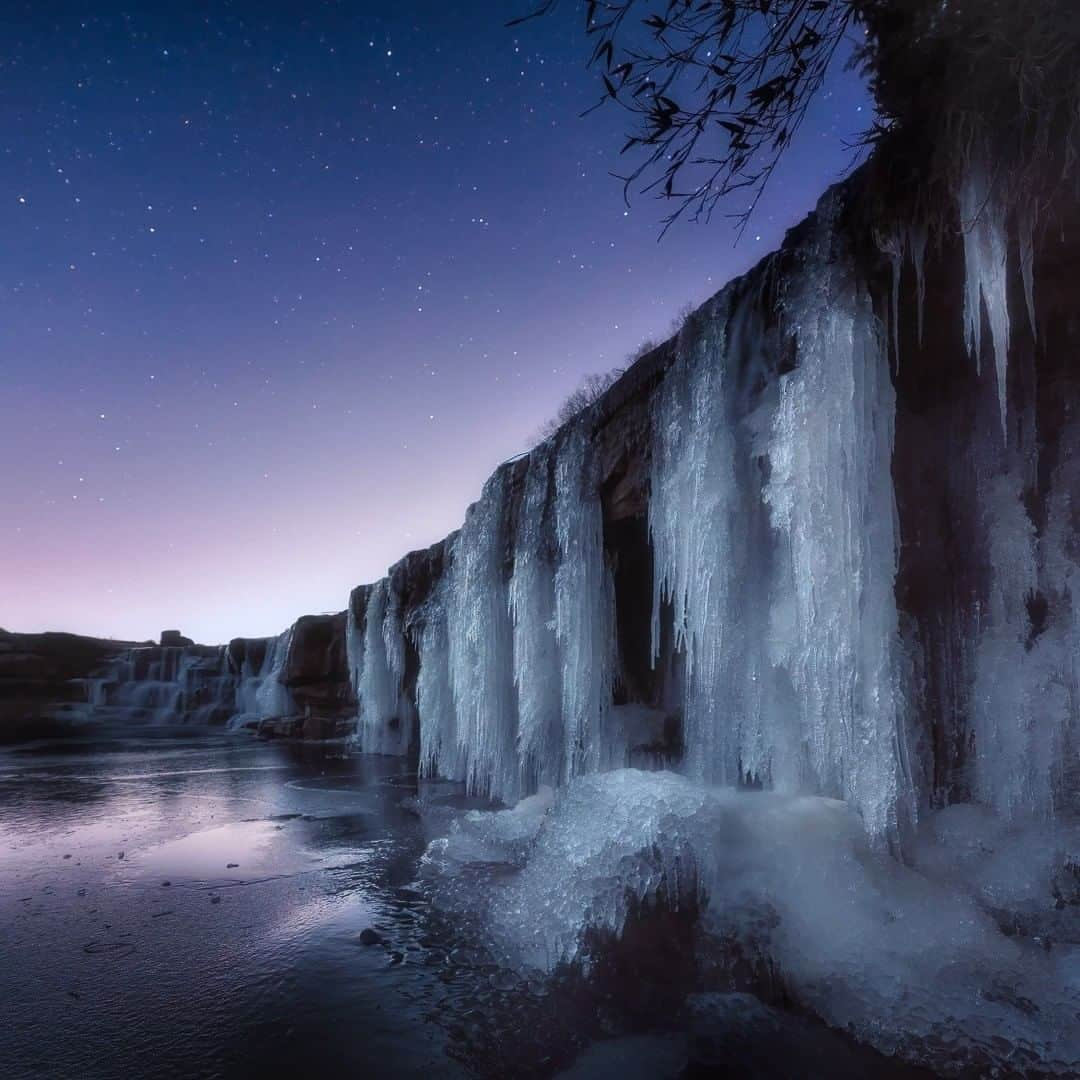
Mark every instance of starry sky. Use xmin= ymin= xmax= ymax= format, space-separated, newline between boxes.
xmin=2 ymin=3 xmax=871 ymax=644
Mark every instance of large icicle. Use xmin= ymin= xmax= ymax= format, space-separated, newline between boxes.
xmin=446 ymin=468 xmax=521 ymax=801
xmin=253 ymin=628 xmax=293 ymax=721
xmin=765 ymin=219 xmax=909 ymax=841
xmin=649 ymin=194 xmax=911 ymax=841
xmin=553 ymin=425 xmax=615 ymax=783
xmin=356 ymin=578 xmax=409 ymax=756
xmin=414 ymin=582 xmax=461 ymax=781
xmin=648 ymin=294 xmax=773 ymax=788
xmin=508 ymin=445 xmax=563 ymax=787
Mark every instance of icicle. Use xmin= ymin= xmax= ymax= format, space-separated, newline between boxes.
xmin=906 ymin=221 xmax=928 ymax=347
xmin=357 ymin=579 xmax=409 ymax=756
xmin=972 ymin=428 xmax=1079 ymax=821
xmin=646 ymin=195 xmax=911 ymax=840
xmin=345 ymin=589 xmax=366 ymax=696
xmin=414 ymin=584 xmax=461 ymax=781
xmin=553 ymin=425 xmax=615 ymax=782
xmin=254 ymin=628 xmax=293 ymax=720
xmin=648 ymin=294 xmax=771 ymax=787
xmin=958 ymin=162 xmax=1011 ymax=435
xmin=765 ymin=221 xmax=908 ymax=841
xmin=446 ymin=469 xmax=521 ymax=801
xmin=1018 ymin=199 xmax=1038 ymax=341
xmin=508 ymin=446 xmax=563 ymax=787
xmin=382 ymin=582 xmax=407 ymax=705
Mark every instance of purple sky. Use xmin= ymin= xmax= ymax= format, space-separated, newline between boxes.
xmin=1 ymin=4 xmax=871 ymax=644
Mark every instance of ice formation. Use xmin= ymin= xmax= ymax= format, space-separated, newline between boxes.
xmin=408 ymin=178 xmax=1079 ymax=1073
xmin=252 ymin=628 xmax=293 ymax=722
xmin=89 ymin=629 xmax=295 ymax=729
xmin=354 ymin=578 xmax=411 ymax=756
xmin=405 ymin=424 xmax=619 ymax=801
xmin=422 ymin=770 xmax=1080 ymax=1076
xmin=650 ymin=200 xmax=911 ymax=841
xmin=444 ymin=468 xmax=522 ymax=800
xmin=414 ymin=580 xmax=461 ymax=781
xmin=958 ymin=160 xmax=1013 ymax=434
xmin=971 ymin=429 xmax=1080 ymax=822
xmin=508 ymin=447 xmax=563 ymax=787
xmin=552 ymin=427 xmax=615 ymax=782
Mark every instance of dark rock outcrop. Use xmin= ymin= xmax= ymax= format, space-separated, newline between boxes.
xmin=282 ymin=612 xmax=352 ymax=720
xmin=0 ymin=630 xmax=147 ymax=742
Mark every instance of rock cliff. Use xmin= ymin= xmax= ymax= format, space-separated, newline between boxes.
xmin=5 ymin=168 xmax=1078 ymax=839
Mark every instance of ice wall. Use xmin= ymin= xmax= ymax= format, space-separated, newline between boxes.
xmin=352 ymin=178 xmax=1077 ymax=850
xmin=352 ymin=578 xmax=412 ymax=756
xmin=971 ymin=432 xmax=1080 ymax=821
xmin=649 ymin=197 xmax=911 ymax=841
xmin=396 ymin=426 xmax=618 ymax=802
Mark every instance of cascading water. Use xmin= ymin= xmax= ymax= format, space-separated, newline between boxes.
xmin=251 ymin=628 xmax=294 ymax=722
xmin=85 ymin=627 xmax=296 ymax=730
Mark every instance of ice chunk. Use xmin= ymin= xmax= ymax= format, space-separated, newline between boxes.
xmin=423 ymin=770 xmax=1080 ymax=1076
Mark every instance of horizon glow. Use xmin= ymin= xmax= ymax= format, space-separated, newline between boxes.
xmin=1 ymin=4 xmax=870 ymax=644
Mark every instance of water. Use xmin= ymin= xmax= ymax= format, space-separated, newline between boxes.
xmin=0 ymin=732 xmax=511 ymax=1079
xmin=0 ymin=732 xmax=948 ymax=1079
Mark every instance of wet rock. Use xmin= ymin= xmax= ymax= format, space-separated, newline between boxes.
xmin=357 ymin=928 xmax=383 ymax=946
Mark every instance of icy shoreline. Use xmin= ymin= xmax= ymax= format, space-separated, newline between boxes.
xmin=421 ymin=769 xmax=1080 ymax=1076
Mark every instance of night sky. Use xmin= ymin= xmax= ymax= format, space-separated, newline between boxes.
xmin=2 ymin=3 xmax=870 ymax=644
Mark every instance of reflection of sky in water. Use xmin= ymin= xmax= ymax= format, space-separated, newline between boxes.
xmin=0 ymin=736 xmax=478 ymax=1077
xmin=0 ymin=736 xmax=921 ymax=1078
xmin=139 ymin=819 xmax=298 ymax=880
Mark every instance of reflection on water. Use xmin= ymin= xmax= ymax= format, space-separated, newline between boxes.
xmin=0 ymin=732 xmax=929 ymax=1080
xmin=0 ymin=732 xmax=515 ymax=1079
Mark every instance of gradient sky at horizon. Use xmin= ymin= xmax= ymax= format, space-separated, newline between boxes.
xmin=1 ymin=2 xmax=871 ymax=644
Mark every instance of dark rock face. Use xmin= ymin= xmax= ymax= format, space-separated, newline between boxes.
xmin=0 ymin=630 xmax=147 ymax=742
xmin=282 ymin=613 xmax=352 ymax=721
xmin=160 ymin=629 xmax=194 ymax=648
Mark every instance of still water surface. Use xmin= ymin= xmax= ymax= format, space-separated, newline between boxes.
xmin=0 ymin=732 xmax=553 ymax=1079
